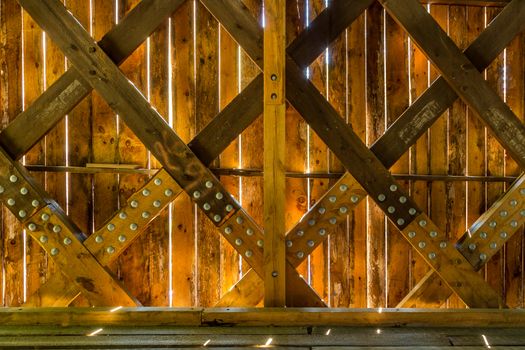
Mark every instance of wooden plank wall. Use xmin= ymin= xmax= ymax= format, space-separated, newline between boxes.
xmin=0 ymin=0 xmax=524 ymax=308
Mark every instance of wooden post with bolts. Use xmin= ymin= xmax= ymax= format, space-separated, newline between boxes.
xmin=263 ymin=0 xmax=286 ymax=307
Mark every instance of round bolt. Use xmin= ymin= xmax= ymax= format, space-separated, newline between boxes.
xmin=439 ymin=241 xmax=447 ymax=249
xmin=390 ymin=184 xmax=398 ymax=192
xmin=52 ymin=225 xmax=61 ymax=233
xmin=63 ymin=237 xmax=72 ymax=245
xmin=307 ymin=240 xmax=315 ymax=247
xmin=351 ymin=195 xmax=359 ymax=203
xmin=419 ymin=220 xmax=427 ymax=227
xmin=378 ymin=194 xmax=386 ymax=202
xmin=399 ymin=196 xmax=407 ymax=204
xmin=296 ymin=230 xmax=304 ymax=237
xmin=329 ymin=217 xmax=337 ymax=225
xmin=153 ymin=200 xmax=161 ymax=208
xmin=95 ymin=235 xmax=103 ymax=243
xmin=429 ymin=231 xmax=438 ymax=238
xmin=257 ymin=240 xmax=264 ymax=247
xmin=119 ymin=212 xmax=128 ymax=219
xmin=203 ymin=203 xmax=211 ymax=211
xmin=106 ymin=246 xmax=115 ymax=254
xmin=489 ymin=220 xmax=497 ymax=228
xmin=246 ymin=228 xmax=254 ymax=236
xmin=521 ymin=210 xmax=525 ymax=217
xmin=165 ymin=189 xmax=173 ymax=196
xmin=329 ymin=195 xmax=336 ymax=203
xmin=510 ymin=220 xmax=518 ymax=228
xmin=397 ymin=218 xmax=405 ymax=226
xmin=130 ymin=223 xmax=138 ymax=231
xmin=226 ymin=204 xmax=233 ymax=212
xmin=9 ymin=175 xmax=18 ymax=183
xmin=31 ymin=199 xmax=40 ymax=208
xmin=20 ymin=187 xmax=28 ymax=195
xmin=235 ymin=238 xmax=243 ymax=246
xmin=418 ymin=241 xmax=426 ymax=249
xmin=339 ymin=206 xmax=348 ymax=214
xmin=270 ymin=74 xmax=277 ymax=81
xmin=308 ymin=219 xmax=316 ymax=226
xmin=130 ymin=200 xmax=139 ymax=208
xmin=39 ymin=235 xmax=48 ymax=243
xmin=296 ymin=251 xmax=304 ymax=258
xmin=339 ymin=184 xmax=348 ymax=192
xmin=509 ymin=199 xmax=518 ymax=206
xmin=41 ymin=213 xmax=50 ymax=221
xmin=154 ymin=178 xmax=162 ymax=186
xmin=490 ymin=242 xmax=497 ymax=249
xmin=318 ymin=207 xmax=326 ymax=214
xmin=18 ymin=210 xmax=26 ymax=218
xmin=500 ymin=231 xmax=508 ymax=239
xmin=500 ymin=210 xmax=508 ymax=217
xmin=88 ymin=46 xmax=96 ymax=53
xmin=142 ymin=189 xmax=150 ymax=196
xmin=479 ymin=231 xmax=488 ymax=239
xmin=0 ymin=185 xmax=3 ymax=193
xmin=408 ymin=231 xmax=416 ymax=238
xmin=387 ymin=206 xmax=395 ymax=213
xmin=142 ymin=211 xmax=150 ymax=219
xmin=286 ymin=240 xmax=293 ymax=248
xmin=409 ymin=208 xmax=417 ymax=215
xmin=224 ymin=226 xmax=233 ymax=234
xmin=236 ymin=216 xmax=244 ymax=225
xmin=28 ymin=223 xmax=36 ymax=231
xmin=107 ymin=223 xmax=115 ymax=231
xmin=205 ymin=181 xmax=213 ymax=188
xmin=7 ymin=198 xmax=15 ymax=206
xmin=520 ymin=188 xmax=525 ymax=195
xmin=213 ymin=215 xmax=221 ymax=222
xmin=480 ymin=253 xmax=487 ymax=260
xmin=245 ymin=250 xmax=253 ymax=258
xmin=118 ymin=235 xmax=127 ymax=243
xmin=193 ymin=191 xmax=201 ymax=199
xmin=468 ymin=243 xmax=477 ymax=251
xmin=216 ymin=192 xmax=224 ymax=200
xmin=271 ymin=93 xmax=277 ymax=100
xmin=428 ymin=252 xmax=436 ymax=260
xmin=318 ymin=228 xmax=326 ymax=236
xmin=271 ymin=271 xmax=278 ymax=277
xmin=50 ymin=248 xmax=59 ymax=256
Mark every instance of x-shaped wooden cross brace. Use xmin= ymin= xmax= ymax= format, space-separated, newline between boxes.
xmin=209 ymin=0 xmax=525 ymax=308
xmin=10 ymin=0 xmax=356 ymax=307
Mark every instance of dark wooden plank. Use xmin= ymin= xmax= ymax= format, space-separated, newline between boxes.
xmin=0 ymin=0 xmax=186 ymax=161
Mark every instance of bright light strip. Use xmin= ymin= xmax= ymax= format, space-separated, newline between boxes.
xmin=87 ymin=328 xmax=103 ymax=336
xmin=203 ymin=339 xmax=211 ymax=346
xmin=482 ymin=334 xmax=491 ymax=348
xmin=265 ymin=337 xmax=273 ymax=346
xmin=376 ymin=328 xmax=381 ymax=334
xmin=325 ymin=329 xmax=331 ymax=335
xmin=109 ymin=306 xmax=122 ymax=312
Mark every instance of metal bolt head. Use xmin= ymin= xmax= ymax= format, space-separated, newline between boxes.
xmin=50 ymin=248 xmax=59 ymax=256
xmin=95 ymin=235 xmax=103 ymax=243
xmin=397 ymin=218 xmax=405 ymax=226
xmin=226 ymin=204 xmax=233 ymax=212
xmin=468 ymin=243 xmax=477 ymax=251
xmin=429 ymin=231 xmax=437 ymax=238
xmin=479 ymin=231 xmax=487 ymax=239
xmin=480 ymin=253 xmax=487 ymax=260
xmin=213 ymin=214 xmax=221 ymax=222
xmin=390 ymin=184 xmax=398 ymax=192
xmin=490 ymin=242 xmax=497 ymax=249
xmin=39 ymin=235 xmax=48 ymax=243
xmin=387 ymin=206 xmax=395 ymax=213
xmin=142 ymin=211 xmax=151 ymax=219
xmin=418 ymin=241 xmax=426 ymax=249
xmin=41 ymin=213 xmax=50 ymax=221
xmin=7 ymin=198 xmax=15 ymax=206
xmin=510 ymin=220 xmax=518 ymax=228
xmin=328 ymin=195 xmax=336 ymax=203
xmin=408 ymin=231 xmax=416 ymax=238
xmin=32 ymin=199 xmax=40 ymax=207
xmin=296 ymin=251 xmax=304 ymax=258
xmin=193 ymin=191 xmax=201 ymax=199
xmin=154 ymin=178 xmax=162 ymax=186
xmin=52 ymin=225 xmax=61 ymax=233
xmin=203 ymin=203 xmax=211 ymax=211
xmin=399 ymin=196 xmax=407 ymax=204
xmin=270 ymin=74 xmax=277 ymax=81
xmin=286 ymin=240 xmax=293 ymax=248
xmin=307 ymin=240 xmax=315 ymax=247
xmin=296 ymin=230 xmax=304 ymax=237
xmin=378 ymin=194 xmax=386 ymax=202
xmin=351 ymin=195 xmax=359 ymax=203
xmin=63 ymin=237 xmax=72 ymax=245
xmin=409 ymin=208 xmax=417 ymax=215
xmin=153 ymin=200 xmax=161 ymax=208
xmin=28 ymin=223 xmax=36 ymax=231
xmin=107 ymin=223 xmax=115 ymax=231
xmin=130 ymin=223 xmax=138 ymax=231
xmin=500 ymin=210 xmax=508 ymax=217
xmin=245 ymin=250 xmax=253 ymax=258
xmin=339 ymin=184 xmax=348 ymax=192
xmin=142 ymin=189 xmax=150 ymax=196
xmin=19 ymin=210 xmax=26 ymax=218
xmin=521 ymin=210 xmax=525 ymax=217
xmin=216 ymin=192 xmax=223 ymax=200
xmin=257 ymin=239 xmax=264 ymax=247
xmin=520 ymin=188 xmax=525 ymax=196
xmin=164 ymin=189 xmax=173 ymax=196
xmin=308 ymin=219 xmax=316 ymax=226
xmin=439 ymin=241 xmax=447 ymax=249
xmin=318 ymin=228 xmax=326 ymax=236
xmin=510 ymin=199 xmax=518 ymax=206
xmin=130 ymin=200 xmax=139 ymax=208
xmin=246 ymin=228 xmax=254 ymax=236
xmin=20 ymin=187 xmax=28 ymax=195
xmin=118 ymin=235 xmax=127 ymax=243
xmin=106 ymin=246 xmax=115 ymax=254
xmin=500 ymin=231 xmax=508 ymax=239
xmin=489 ymin=220 xmax=497 ymax=228
xmin=329 ymin=217 xmax=337 ymax=225
xmin=271 ymin=271 xmax=278 ymax=277
xmin=0 ymin=185 xmax=3 ymax=194
xmin=339 ymin=206 xmax=348 ymax=214
xmin=9 ymin=175 xmax=17 ymax=183
xmin=318 ymin=207 xmax=326 ymax=214
xmin=235 ymin=238 xmax=243 ymax=246
xmin=224 ymin=226 xmax=232 ymax=234
xmin=236 ymin=216 xmax=244 ymax=225
xmin=428 ymin=252 xmax=436 ymax=260
xmin=419 ymin=220 xmax=427 ymax=227
xmin=205 ymin=181 xmax=213 ymax=188
xmin=119 ymin=212 xmax=127 ymax=220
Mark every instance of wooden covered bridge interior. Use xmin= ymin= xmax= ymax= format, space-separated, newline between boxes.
xmin=1 ymin=0 xmax=525 ymax=348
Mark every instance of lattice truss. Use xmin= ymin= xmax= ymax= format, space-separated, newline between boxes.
xmin=1 ymin=0 xmax=524 ymax=307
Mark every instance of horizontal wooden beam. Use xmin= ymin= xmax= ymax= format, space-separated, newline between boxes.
xmin=421 ymin=0 xmax=510 ymax=5
xmin=1 ymin=308 xmax=525 ymax=328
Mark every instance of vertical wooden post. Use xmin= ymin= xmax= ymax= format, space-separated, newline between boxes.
xmin=264 ymin=0 xmax=286 ymax=307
